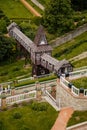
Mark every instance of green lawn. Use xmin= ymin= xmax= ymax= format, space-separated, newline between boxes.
xmin=26 ymin=0 xmax=43 ymax=15
xmin=52 ymin=32 xmax=87 ymax=62
xmin=37 ymin=0 xmax=50 ymax=7
xmin=70 ymin=77 xmax=87 ymax=89
xmin=67 ymin=110 xmax=87 ymax=127
xmin=0 ymin=60 xmax=32 ymax=83
xmin=0 ymin=0 xmax=32 ymax=18
xmin=72 ymin=57 xmax=87 ymax=68
xmin=0 ymin=102 xmax=58 ymax=130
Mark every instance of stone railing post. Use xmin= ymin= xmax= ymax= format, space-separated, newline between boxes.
xmin=11 ymin=87 xmax=15 ymax=96
xmin=1 ymin=94 xmax=7 ymax=110
xmin=36 ymin=81 xmax=42 ymax=100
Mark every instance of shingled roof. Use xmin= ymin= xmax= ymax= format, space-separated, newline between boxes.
xmin=34 ymin=25 xmax=48 ymax=46
xmin=41 ymin=53 xmax=69 ymax=70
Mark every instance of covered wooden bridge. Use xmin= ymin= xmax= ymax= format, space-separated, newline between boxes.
xmin=7 ymin=22 xmax=73 ymax=76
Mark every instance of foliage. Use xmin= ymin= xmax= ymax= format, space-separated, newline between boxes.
xmin=0 ymin=19 xmax=7 ymax=33
xmin=0 ymin=36 xmax=17 ymax=62
xmin=21 ymin=101 xmax=28 ymax=106
xmin=0 ymin=60 xmax=32 ymax=83
xmin=43 ymin=0 xmax=75 ymax=34
xmin=15 ymin=74 xmax=57 ymax=88
xmin=71 ymin=0 xmax=87 ymax=11
xmin=12 ymin=103 xmax=19 ymax=107
xmin=72 ymin=57 xmax=87 ymax=68
xmin=70 ymin=77 xmax=87 ymax=89
xmin=19 ymin=125 xmax=29 ymax=130
xmin=0 ymin=120 xmax=5 ymax=130
xmin=26 ymin=0 xmax=43 ymax=15
xmin=12 ymin=112 xmax=22 ymax=119
xmin=19 ymin=22 xmax=37 ymax=40
xmin=0 ymin=9 xmax=10 ymax=34
xmin=0 ymin=102 xmax=58 ymax=130
xmin=67 ymin=110 xmax=87 ymax=126
xmin=52 ymin=31 xmax=87 ymax=63
xmin=31 ymin=102 xmax=48 ymax=111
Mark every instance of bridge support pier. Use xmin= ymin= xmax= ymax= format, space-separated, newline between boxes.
xmin=32 ymin=64 xmax=49 ymax=76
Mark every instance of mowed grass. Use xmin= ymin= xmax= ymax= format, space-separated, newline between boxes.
xmin=37 ymin=0 xmax=50 ymax=7
xmin=52 ymin=32 xmax=87 ymax=62
xmin=70 ymin=77 xmax=87 ymax=89
xmin=0 ymin=60 xmax=32 ymax=83
xmin=26 ymin=0 xmax=43 ymax=15
xmin=72 ymin=57 xmax=87 ymax=68
xmin=0 ymin=102 xmax=58 ymax=130
xmin=68 ymin=110 xmax=87 ymax=127
xmin=0 ymin=0 xmax=32 ymax=18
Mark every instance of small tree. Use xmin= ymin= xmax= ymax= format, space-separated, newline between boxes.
xmin=43 ymin=0 xmax=75 ymax=34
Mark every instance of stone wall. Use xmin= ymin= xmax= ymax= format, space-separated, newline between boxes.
xmin=56 ymin=81 xmax=87 ymax=111
xmin=51 ymin=23 xmax=87 ymax=48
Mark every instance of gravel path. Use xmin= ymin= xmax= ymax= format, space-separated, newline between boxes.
xmin=20 ymin=0 xmax=41 ymax=17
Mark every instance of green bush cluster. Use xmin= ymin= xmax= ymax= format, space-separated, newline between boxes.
xmin=12 ymin=103 xmax=19 ymax=107
xmin=31 ymin=102 xmax=48 ymax=111
xmin=12 ymin=112 xmax=22 ymax=119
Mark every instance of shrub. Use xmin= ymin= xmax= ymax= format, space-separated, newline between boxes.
xmin=0 ymin=120 xmax=5 ymax=130
xmin=21 ymin=101 xmax=28 ymax=106
xmin=12 ymin=103 xmax=18 ymax=107
xmin=2 ymin=107 xmax=7 ymax=111
xmin=0 ymin=71 xmax=8 ymax=76
xmin=20 ymin=125 xmax=29 ymax=130
xmin=12 ymin=67 xmax=20 ymax=71
xmin=13 ymin=112 xmax=22 ymax=119
xmin=31 ymin=102 xmax=47 ymax=111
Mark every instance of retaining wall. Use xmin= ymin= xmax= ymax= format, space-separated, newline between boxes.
xmin=56 ymin=81 xmax=87 ymax=111
xmin=51 ymin=23 xmax=87 ymax=48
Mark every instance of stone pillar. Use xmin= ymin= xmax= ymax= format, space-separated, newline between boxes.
xmin=51 ymin=85 xmax=56 ymax=99
xmin=1 ymin=95 xmax=6 ymax=110
xmin=11 ymin=87 xmax=15 ymax=96
xmin=36 ymin=81 xmax=42 ymax=100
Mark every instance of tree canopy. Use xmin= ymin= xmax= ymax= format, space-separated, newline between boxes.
xmin=71 ymin=0 xmax=87 ymax=11
xmin=43 ymin=0 xmax=75 ymax=34
xmin=0 ymin=36 xmax=16 ymax=62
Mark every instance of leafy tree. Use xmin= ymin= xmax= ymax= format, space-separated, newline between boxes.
xmin=43 ymin=0 xmax=75 ymax=34
xmin=0 ymin=19 xmax=7 ymax=33
xmin=0 ymin=35 xmax=17 ymax=62
xmin=71 ymin=0 xmax=87 ymax=11
xmin=19 ymin=22 xmax=36 ymax=40
xmin=0 ymin=120 xmax=5 ymax=130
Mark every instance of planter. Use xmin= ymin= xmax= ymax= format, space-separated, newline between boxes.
xmin=68 ymin=83 xmax=72 ymax=89
xmin=79 ymin=88 xmax=84 ymax=93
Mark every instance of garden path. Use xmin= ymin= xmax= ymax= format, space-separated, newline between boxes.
xmin=51 ymin=107 xmax=74 ymax=130
xmin=20 ymin=0 xmax=41 ymax=17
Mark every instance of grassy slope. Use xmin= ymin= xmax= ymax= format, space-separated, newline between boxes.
xmin=73 ymin=57 xmax=87 ymax=68
xmin=0 ymin=102 xmax=58 ymax=130
xmin=70 ymin=77 xmax=87 ymax=89
xmin=0 ymin=0 xmax=32 ymax=18
xmin=68 ymin=111 xmax=87 ymax=127
xmin=26 ymin=0 xmax=43 ymax=15
xmin=0 ymin=60 xmax=32 ymax=83
xmin=52 ymin=31 xmax=87 ymax=67
xmin=52 ymin=32 xmax=87 ymax=59
xmin=37 ymin=0 xmax=50 ymax=6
